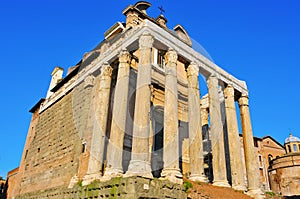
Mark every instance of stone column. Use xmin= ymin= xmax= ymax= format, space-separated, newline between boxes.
xmin=238 ymin=94 xmax=263 ymax=198
xmin=125 ymin=33 xmax=153 ymax=178
xmin=224 ymin=85 xmax=246 ymax=191
xmin=104 ymin=50 xmax=131 ymax=178
xmin=207 ymin=74 xmax=230 ymax=187
xmin=187 ymin=62 xmax=207 ymax=182
xmin=160 ymin=48 xmax=182 ymax=184
xmin=83 ymin=63 xmax=113 ymax=185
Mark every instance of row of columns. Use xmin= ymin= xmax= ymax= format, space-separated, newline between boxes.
xmin=82 ymin=33 xmax=261 ymax=197
xmin=207 ymin=74 xmax=261 ymax=197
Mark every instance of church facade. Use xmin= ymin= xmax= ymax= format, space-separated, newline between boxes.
xmin=8 ymin=2 xmax=264 ymax=198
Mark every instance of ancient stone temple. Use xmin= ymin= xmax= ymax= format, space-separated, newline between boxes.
xmin=9 ymin=1 xmax=264 ymax=198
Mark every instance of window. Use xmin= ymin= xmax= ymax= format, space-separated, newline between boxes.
xmin=294 ymin=144 xmax=297 ymax=152
xmin=268 ymin=154 xmax=273 ymax=165
xmin=82 ymin=142 xmax=86 ymax=153
xmin=288 ymin=145 xmax=291 ymax=153
xmin=157 ymin=50 xmax=166 ymax=68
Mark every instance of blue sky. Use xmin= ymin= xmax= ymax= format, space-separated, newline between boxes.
xmin=1 ymin=0 xmax=300 ymax=178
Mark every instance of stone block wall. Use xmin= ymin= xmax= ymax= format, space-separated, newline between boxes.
xmin=19 ymin=81 xmax=93 ymax=195
xmin=16 ymin=177 xmax=187 ymax=199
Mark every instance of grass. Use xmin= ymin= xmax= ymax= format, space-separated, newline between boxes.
xmin=183 ymin=181 xmax=193 ymax=192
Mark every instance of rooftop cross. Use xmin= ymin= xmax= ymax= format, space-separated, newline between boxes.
xmin=158 ymin=6 xmax=165 ymax=15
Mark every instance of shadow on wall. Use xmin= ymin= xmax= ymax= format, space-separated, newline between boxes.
xmin=284 ymin=196 xmax=300 ymax=199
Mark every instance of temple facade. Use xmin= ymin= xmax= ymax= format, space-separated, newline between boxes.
xmin=9 ymin=2 xmax=265 ymax=199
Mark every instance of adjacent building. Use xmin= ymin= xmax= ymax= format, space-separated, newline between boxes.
xmin=269 ymin=134 xmax=300 ymax=197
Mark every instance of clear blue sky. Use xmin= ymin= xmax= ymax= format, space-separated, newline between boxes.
xmin=1 ymin=0 xmax=300 ymax=178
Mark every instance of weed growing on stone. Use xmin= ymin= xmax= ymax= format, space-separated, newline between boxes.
xmin=183 ymin=181 xmax=193 ymax=192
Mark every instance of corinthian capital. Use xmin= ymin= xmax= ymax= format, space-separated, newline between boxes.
xmin=238 ymin=94 xmax=249 ymax=106
xmin=139 ymin=32 xmax=154 ymax=49
xmin=187 ymin=62 xmax=199 ymax=77
xmin=164 ymin=48 xmax=178 ymax=66
xmin=224 ymin=85 xmax=235 ymax=98
xmin=84 ymin=75 xmax=95 ymax=88
xmin=100 ymin=63 xmax=113 ymax=77
xmin=119 ymin=49 xmax=131 ymax=64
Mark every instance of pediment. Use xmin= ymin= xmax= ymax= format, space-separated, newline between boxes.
xmin=173 ymin=24 xmax=192 ymax=46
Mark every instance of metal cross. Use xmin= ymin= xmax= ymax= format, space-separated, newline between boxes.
xmin=158 ymin=6 xmax=165 ymax=15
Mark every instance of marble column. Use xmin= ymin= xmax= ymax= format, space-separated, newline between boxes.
xmin=160 ymin=48 xmax=182 ymax=183
xmin=125 ymin=33 xmax=153 ymax=178
xmin=207 ymin=74 xmax=230 ymax=187
xmin=83 ymin=63 xmax=113 ymax=185
xmin=224 ymin=85 xmax=246 ymax=191
xmin=104 ymin=50 xmax=131 ymax=178
xmin=186 ymin=62 xmax=207 ymax=182
xmin=238 ymin=94 xmax=262 ymax=198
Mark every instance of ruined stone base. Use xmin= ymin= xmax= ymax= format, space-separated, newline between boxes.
xmin=16 ymin=176 xmax=187 ymax=199
xmin=246 ymin=189 xmax=265 ymax=199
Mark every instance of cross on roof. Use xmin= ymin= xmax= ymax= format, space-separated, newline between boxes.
xmin=158 ymin=6 xmax=165 ymax=15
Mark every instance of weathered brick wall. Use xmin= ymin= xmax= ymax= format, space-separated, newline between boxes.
xmin=19 ymin=81 xmax=93 ymax=195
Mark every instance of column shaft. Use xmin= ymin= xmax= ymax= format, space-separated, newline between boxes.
xmin=224 ymin=85 xmax=246 ymax=190
xmin=161 ymin=48 xmax=182 ymax=183
xmin=83 ymin=64 xmax=113 ymax=184
xmin=207 ymin=74 xmax=230 ymax=187
xmin=125 ymin=33 xmax=153 ymax=178
xmin=104 ymin=50 xmax=131 ymax=177
xmin=238 ymin=94 xmax=262 ymax=197
xmin=187 ymin=63 xmax=207 ymax=182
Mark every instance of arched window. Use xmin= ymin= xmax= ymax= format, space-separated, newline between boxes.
xmin=268 ymin=154 xmax=273 ymax=165
xmin=293 ymin=144 xmax=297 ymax=152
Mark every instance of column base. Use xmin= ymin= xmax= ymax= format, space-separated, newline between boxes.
xmin=246 ymin=189 xmax=265 ymax=199
xmin=189 ymin=174 xmax=208 ymax=183
xmin=213 ymin=180 xmax=230 ymax=188
xmin=124 ymin=160 xmax=153 ymax=179
xmin=102 ymin=167 xmax=123 ymax=181
xmin=82 ymin=173 xmax=102 ymax=186
xmin=232 ymin=184 xmax=247 ymax=191
xmin=160 ymin=168 xmax=183 ymax=184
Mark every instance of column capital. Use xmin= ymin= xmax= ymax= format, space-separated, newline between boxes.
xmin=84 ymin=75 xmax=95 ymax=88
xmin=238 ymin=94 xmax=249 ymax=106
xmin=139 ymin=33 xmax=154 ymax=49
xmin=207 ymin=73 xmax=219 ymax=84
xmin=165 ymin=48 xmax=178 ymax=66
xmin=119 ymin=49 xmax=131 ymax=64
xmin=100 ymin=63 xmax=113 ymax=77
xmin=187 ymin=62 xmax=199 ymax=78
xmin=224 ymin=84 xmax=235 ymax=98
